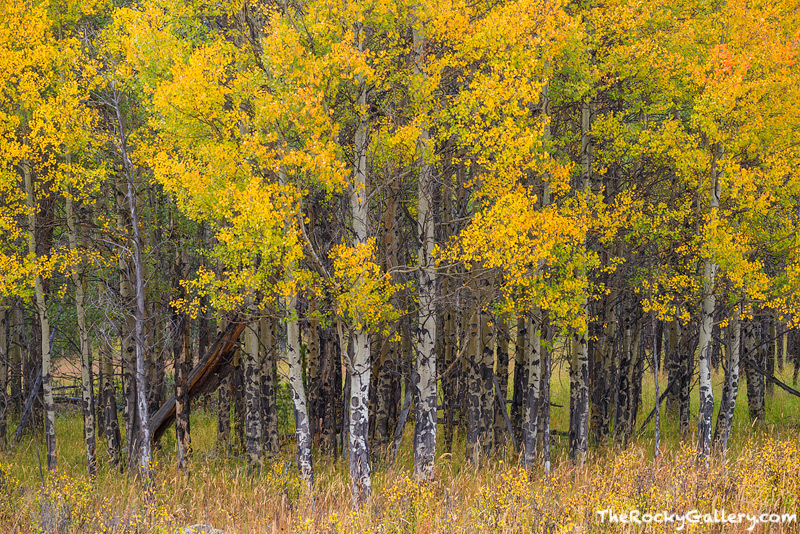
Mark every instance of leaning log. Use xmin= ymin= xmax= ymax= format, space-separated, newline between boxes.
xmin=150 ymin=319 xmax=245 ymax=444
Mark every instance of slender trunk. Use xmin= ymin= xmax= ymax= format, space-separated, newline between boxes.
xmin=244 ymin=318 xmax=262 ymax=472
xmin=308 ymin=305 xmax=320 ymax=447
xmin=368 ymin=337 xmax=379 ymax=447
xmin=96 ymin=347 xmax=105 ymax=439
xmin=145 ymin=288 xmax=161 ymax=418
xmin=372 ymin=336 xmax=395 ymax=452
xmin=493 ymin=313 xmax=510 ymax=453
xmin=341 ymin=353 xmax=351 ymax=465
xmin=766 ymin=318 xmax=776 ymax=397
xmin=172 ymin=311 xmax=188 ymax=468
xmin=652 ymin=313 xmax=661 ymax=458
xmin=714 ymin=304 xmax=740 ymax=454
xmin=348 ymin=22 xmax=372 ymax=506
xmin=478 ymin=285 xmax=494 ymax=453
xmin=569 ymin=99 xmax=592 ymax=464
xmin=349 ymin=328 xmax=371 ymax=504
xmin=678 ymin=319 xmax=696 ymax=435
xmin=288 ymin=296 xmax=314 ymax=484
xmin=372 ymin=186 xmax=399 ymax=453
xmin=0 ymin=301 xmax=7 ymax=449
xmin=743 ymin=320 xmax=765 ymax=422
xmin=655 ymin=319 xmax=663 ymax=375
xmin=100 ymin=336 xmax=121 ymax=466
xmin=23 ymin=313 xmax=38 ymax=432
xmin=540 ymin=311 xmax=552 ymax=474
xmin=10 ymin=301 xmax=21 ymax=417
xmin=260 ymin=317 xmax=279 ymax=454
xmin=614 ymin=308 xmax=633 ymax=445
xmin=593 ymin=285 xmax=616 ymax=441
xmin=511 ymin=316 xmax=527 ymax=447
xmin=198 ymin=297 xmax=209 ymax=367
xmin=759 ymin=318 xmax=769 ymax=407
xmin=176 ymin=246 xmax=192 ymax=468
xmin=25 ymin=162 xmax=56 ymax=471
xmin=172 ymin=240 xmax=192 ymax=469
xmin=793 ymin=330 xmax=799 ymax=386
xmin=534 ymin=89 xmax=553 ymax=467
xmin=666 ymin=319 xmax=680 ymax=417
xmin=441 ymin=188 xmax=457 ymax=452
xmin=233 ymin=347 xmax=245 ymax=451
xmin=439 ymin=175 xmax=457 ymax=452
xmin=110 ymin=90 xmax=152 ymax=480
xmin=116 ymin=179 xmax=137 ymax=465
xmin=126 ymin=170 xmax=151 ymax=480
xmin=411 ymin=17 xmax=438 ymax=481
xmin=630 ymin=319 xmax=644 ymax=429
xmin=465 ymin=295 xmax=482 ymax=463
xmin=711 ymin=306 xmax=722 ymax=372
xmin=217 ymin=378 xmax=232 ymax=446
xmin=216 ymin=316 xmax=232 ymax=449
xmin=67 ymin=188 xmax=97 ymax=478
xmin=697 ymin=146 xmax=720 ymax=458
xmin=317 ymin=323 xmax=339 ymax=454
xmin=523 ymin=313 xmax=541 ymax=469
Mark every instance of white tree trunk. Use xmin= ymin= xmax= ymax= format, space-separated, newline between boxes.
xmin=411 ymin=20 xmax=437 ymax=481
xmin=569 ymin=99 xmax=591 ymax=464
xmin=523 ymin=314 xmax=541 ymax=469
xmin=67 ymin=186 xmax=97 ymax=478
xmin=715 ymin=304 xmax=740 ymax=455
xmin=243 ymin=317 xmax=262 ymax=472
xmin=349 ymin=20 xmax=372 ymax=506
xmin=697 ymin=146 xmax=721 ymax=458
xmin=0 ymin=300 xmax=7 ymax=449
xmin=287 ymin=296 xmax=314 ymax=485
xmin=349 ymin=329 xmax=371 ymax=505
xmin=24 ymin=162 xmax=56 ymax=471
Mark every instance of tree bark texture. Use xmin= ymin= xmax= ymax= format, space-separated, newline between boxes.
xmin=714 ymin=304 xmax=740 ymax=454
xmin=67 ymin=189 xmax=97 ymax=477
xmin=260 ymin=317 xmax=279 ymax=454
xmin=100 ymin=336 xmax=121 ymax=466
xmin=244 ymin=319 xmax=262 ymax=472
xmin=288 ymin=297 xmax=314 ymax=485
xmin=25 ymin=162 xmax=56 ymax=471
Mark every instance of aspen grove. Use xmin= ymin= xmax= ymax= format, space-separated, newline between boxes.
xmin=2 ymin=0 xmax=800 ymax=527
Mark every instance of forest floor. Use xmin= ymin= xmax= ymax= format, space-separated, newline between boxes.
xmin=1 ymin=363 xmax=799 ymax=533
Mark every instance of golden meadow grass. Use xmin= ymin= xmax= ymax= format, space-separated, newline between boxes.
xmin=1 ymin=365 xmax=799 ymax=533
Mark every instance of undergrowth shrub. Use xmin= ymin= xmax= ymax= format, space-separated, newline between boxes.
xmin=3 ymin=433 xmax=800 ymax=533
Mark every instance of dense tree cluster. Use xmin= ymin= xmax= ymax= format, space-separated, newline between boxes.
xmin=1 ymin=0 xmax=800 ymax=507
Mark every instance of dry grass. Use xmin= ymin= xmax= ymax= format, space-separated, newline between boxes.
xmin=1 ymin=364 xmax=799 ymax=533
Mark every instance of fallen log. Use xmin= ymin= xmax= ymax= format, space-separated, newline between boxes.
xmin=150 ymin=319 xmax=246 ymax=444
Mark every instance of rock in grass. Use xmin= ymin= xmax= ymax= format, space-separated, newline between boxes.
xmin=179 ymin=524 xmax=227 ymax=534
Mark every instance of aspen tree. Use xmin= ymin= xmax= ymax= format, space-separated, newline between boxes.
xmin=66 ymin=184 xmax=97 ymax=478
xmin=411 ymin=15 xmax=438 ymax=481
xmin=24 ymin=162 xmax=56 ymax=471
xmin=243 ymin=316 xmax=262 ymax=472
xmin=0 ymin=300 xmax=7 ymax=448
xmin=259 ymin=317 xmax=279 ymax=454
xmin=697 ymin=145 xmax=721 ymax=458
xmin=714 ymin=303 xmax=740 ymax=454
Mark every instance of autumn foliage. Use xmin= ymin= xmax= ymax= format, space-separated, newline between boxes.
xmin=1 ymin=0 xmax=800 ymax=528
